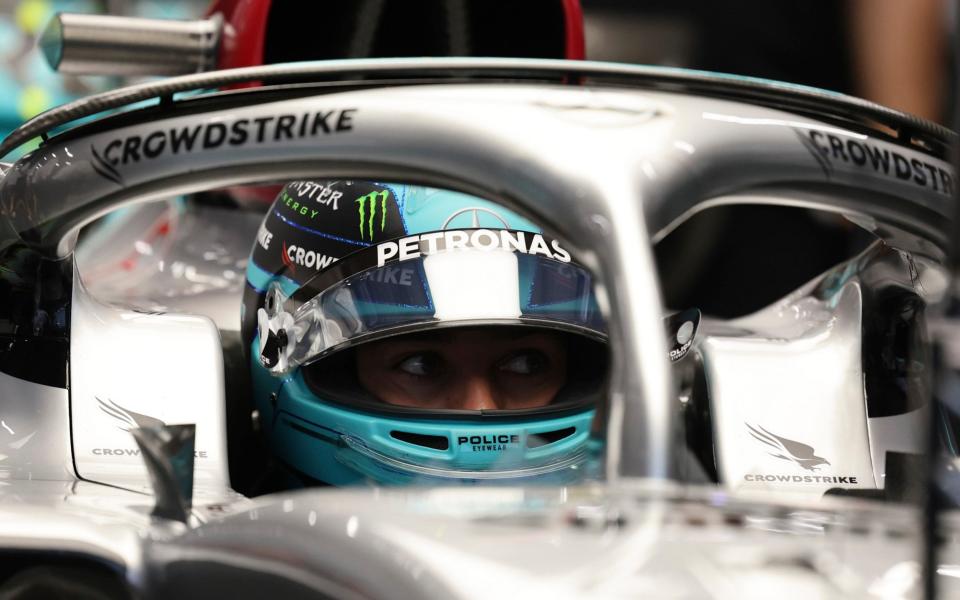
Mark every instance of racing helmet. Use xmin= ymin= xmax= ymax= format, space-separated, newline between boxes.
xmin=242 ymin=181 xmax=607 ymax=486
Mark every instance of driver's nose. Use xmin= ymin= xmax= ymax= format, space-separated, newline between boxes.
xmin=459 ymin=376 xmax=499 ymax=411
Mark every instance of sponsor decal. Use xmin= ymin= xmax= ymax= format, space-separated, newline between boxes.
xmin=356 ymin=189 xmax=390 ymax=241
xmin=669 ymin=341 xmax=692 ymax=362
xmin=746 ymin=423 xmax=829 ymax=471
xmin=742 ymin=423 xmax=860 ymax=486
xmin=283 ymin=241 xmax=338 ymax=273
xmin=257 ymin=223 xmax=274 ymax=251
xmin=796 ymin=128 xmax=954 ymax=196
xmin=289 ymin=181 xmax=343 ymax=210
xmin=92 ymin=447 xmax=208 ymax=459
xmin=90 ymin=145 xmax=123 ymax=185
xmin=97 ymin=396 xmax=165 ymax=431
xmin=457 ymin=434 xmax=521 ymax=452
xmin=90 ymin=108 xmax=357 ymax=183
xmin=666 ymin=308 xmax=700 ymax=362
xmin=280 ymin=189 xmax=324 ymax=220
xmin=356 ymin=265 xmax=416 ymax=287
xmin=95 ymin=397 xmax=208 ymax=459
xmin=743 ymin=474 xmax=858 ymax=484
xmin=376 ymin=229 xmax=572 ymax=267
xmin=527 ymin=258 xmax=593 ymax=309
xmin=256 ymin=208 xmax=368 ymax=286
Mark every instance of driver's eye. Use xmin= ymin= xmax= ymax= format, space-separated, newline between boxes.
xmin=498 ymin=351 xmax=548 ymax=375
xmin=395 ymin=353 xmax=444 ymax=377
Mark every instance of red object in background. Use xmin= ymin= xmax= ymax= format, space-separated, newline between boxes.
xmin=205 ymin=0 xmax=271 ymax=88
xmin=562 ymin=0 xmax=586 ymax=60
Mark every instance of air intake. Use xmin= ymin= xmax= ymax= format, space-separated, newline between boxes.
xmin=527 ymin=426 xmax=576 ymax=448
xmin=390 ymin=431 xmax=449 ymax=451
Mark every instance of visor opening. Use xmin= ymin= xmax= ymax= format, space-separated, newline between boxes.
xmin=527 ymin=426 xmax=576 ymax=448
xmin=390 ymin=430 xmax=450 ymax=451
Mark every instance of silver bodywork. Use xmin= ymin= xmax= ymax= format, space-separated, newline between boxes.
xmin=70 ymin=268 xmax=232 ymax=501
xmin=702 ymin=243 xmax=937 ymax=497
xmin=0 ymin=59 xmax=953 ymax=597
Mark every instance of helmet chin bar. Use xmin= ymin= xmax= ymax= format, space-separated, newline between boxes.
xmin=261 ymin=368 xmax=601 ymax=488
xmin=338 ymin=434 xmax=593 ymax=483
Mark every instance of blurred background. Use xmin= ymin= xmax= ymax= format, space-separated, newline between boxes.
xmin=586 ymin=0 xmax=950 ymax=124
xmin=0 ymin=0 xmax=201 ymax=157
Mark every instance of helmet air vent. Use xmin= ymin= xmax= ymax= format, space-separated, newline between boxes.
xmin=527 ymin=426 xmax=576 ymax=448
xmin=390 ymin=430 xmax=449 ymax=451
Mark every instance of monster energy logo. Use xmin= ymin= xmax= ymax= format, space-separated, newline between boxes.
xmin=356 ymin=190 xmax=390 ymax=240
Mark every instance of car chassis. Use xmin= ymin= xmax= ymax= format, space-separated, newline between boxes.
xmin=0 ymin=58 xmax=955 ymax=598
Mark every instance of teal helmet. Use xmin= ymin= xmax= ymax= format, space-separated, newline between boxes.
xmin=242 ymin=181 xmax=607 ymax=486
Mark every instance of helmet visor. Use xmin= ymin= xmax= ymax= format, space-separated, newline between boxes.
xmin=256 ymin=229 xmax=605 ymax=374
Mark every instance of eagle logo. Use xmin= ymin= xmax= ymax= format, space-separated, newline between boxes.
xmin=96 ymin=397 xmax=166 ymax=431
xmin=746 ymin=423 xmax=830 ymax=472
